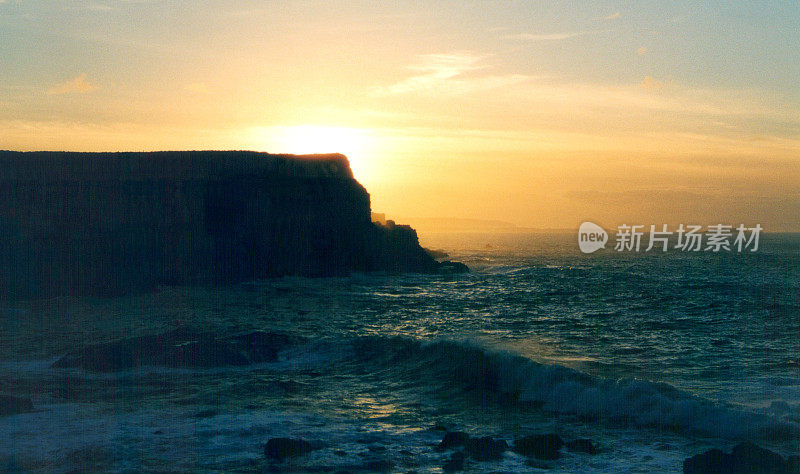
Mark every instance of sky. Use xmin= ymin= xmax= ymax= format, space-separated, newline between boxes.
xmin=1 ymin=1 xmax=798 ymax=230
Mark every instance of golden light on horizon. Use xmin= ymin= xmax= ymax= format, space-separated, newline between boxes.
xmin=1 ymin=2 xmax=798 ymax=230
xmin=254 ymin=125 xmax=375 ymax=181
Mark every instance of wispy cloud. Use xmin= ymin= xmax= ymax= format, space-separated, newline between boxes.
xmin=605 ymin=12 xmax=621 ymax=20
xmin=47 ymin=74 xmax=96 ymax=95
xmin=374 ymin=53 xmax=533 ymax=96
xmin=505 ymin=31 xmax=593 ymax=41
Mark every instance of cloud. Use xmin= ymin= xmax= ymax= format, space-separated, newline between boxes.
xmin=639 ymin=76 xmax=664 ymax=91
xmin=374 ymin=53 xmax=533 ymax=96
xmin=605 ymin=12 xmax=621 ymax=20
xmin=47 ymin=74 xmax=96 ymax=95
xmin=637 ymin=46 xmax=648 ymax=56
xmin=505 ymin=31 xmax=592 ymax=41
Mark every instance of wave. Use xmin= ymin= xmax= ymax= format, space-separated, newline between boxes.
xmin=347 ymin=335 xmax=799 ymax=444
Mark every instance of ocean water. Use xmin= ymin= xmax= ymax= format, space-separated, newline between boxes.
xmin=1 ymin=232 xmax=798 ymax=472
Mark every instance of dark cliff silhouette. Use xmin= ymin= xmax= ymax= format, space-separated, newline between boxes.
xmin=0 ymin=150 xmax=466 ymax=299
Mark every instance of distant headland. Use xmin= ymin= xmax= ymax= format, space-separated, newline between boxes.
xmin=0 ymin=150 xmax=467 ymax=299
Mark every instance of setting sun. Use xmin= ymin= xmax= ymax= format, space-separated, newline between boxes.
xmin=254 ymin=125 xmax=374 ymax=180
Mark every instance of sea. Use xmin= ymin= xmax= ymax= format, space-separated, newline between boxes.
xmin=1 ymin=232 xmax=798 ymax=472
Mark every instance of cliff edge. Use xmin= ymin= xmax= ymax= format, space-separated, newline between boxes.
xmin=0 ymin=150 xmax=465 ymax=299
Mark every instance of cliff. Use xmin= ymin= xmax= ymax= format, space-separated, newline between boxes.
xmin=0 ymin=151 xmax=461 ymax=299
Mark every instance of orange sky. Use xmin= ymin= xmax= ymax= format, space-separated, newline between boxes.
xmin=1 ymin=2 xmax=798 ymax=230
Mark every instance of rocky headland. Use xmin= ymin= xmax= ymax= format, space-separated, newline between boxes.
xmin=0 ymin=150 xmax=466 ymax=299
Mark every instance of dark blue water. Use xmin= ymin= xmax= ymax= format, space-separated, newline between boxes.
xmin=1 ymin=233 xmax=798 ymax=472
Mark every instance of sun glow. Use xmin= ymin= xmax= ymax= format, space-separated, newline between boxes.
xmin=255 ymin=125 xmax=374 ymax=181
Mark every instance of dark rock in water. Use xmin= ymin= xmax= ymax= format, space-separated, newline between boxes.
xmin=52 ymin=328 xmax=301 ymax=371
xmin=438 ymin=261 xmax=470 ymax=274
xmin=424 ymin=248 xmax=450 ymax=260
xmin=788 ymin=455 xmax=800 ymax=474
xmin=464 ymin=436 xmax=507 ymax=461
xmin=442 ymin=451 xmax=466 ymax=472
xmin=566 ymin=438 xmax=598 ymax=455
xmin=513 ymin=434 xmax=564 ymax=460
xmin=264 ymin=438 xmax=316 ymax=460
xmin=683 ymin=442 xmax=791 ymax=474
xmin=437 ymin=431 xmax=471 ymax=451
xmin=0 ymin=151 xmax=465 ymax=299
xmin=730 ymin=441 xmax=787 ymax=473
xmin=683 ymin=448 xmax=735 ymax=474
xmin=0 ymin=395 xmax=33 ymax=416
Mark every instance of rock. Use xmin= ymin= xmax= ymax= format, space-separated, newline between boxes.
xmin=333 ymin=450 xmax=347 ymax=457
xmin=683 ymin=442 xmax=791 ymax=474
xmin=437 ymin=431 xmax=470 ymax=451
xmin=730 ymin=441 xmax=786 ymax=473
xmin=0 ymin=395 xmax=33 ymax=416
xmin=566 ymin=438 xmax=597 ymax=455
xmin=438 ymin=261 xmax=470 ymax=274
xmin=52 ymin=329 xmax=300 ymax=372
xmin=424 ymin=248 xmax=449 ymax=260
xmin=0 ymin=151 xmax=463 ymax=299
xmin=786 ymin=454 xmax=800 ymax=474
xmin=264 ymin=438 xmax=316 ymax=460
xmin=464 ymin=436 xmax=507 ymax=461
xmin=788 ymin=455 xmax=799 ymax=474
xmin=513 ymin=434 xmax=564 ymax=460
xmin=442 ymin=451 xmax=466 ymax=472
xmin=683 ymin=448 xmax=735 ymax=474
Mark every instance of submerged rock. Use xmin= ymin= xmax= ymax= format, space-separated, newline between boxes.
xmin=513 ymin=433 xmax=564 ymax=460
xmin=683 ymin=441 xmax=793 ymax=474
xmin=0 ymin=395 xmax=33 ymax=416
xmin=464 ymin=436 xmax=507 ymax=461
xmin=437 ymin=431 xmax=471 ymax=451
xmin=438 ymin=261 xmax=470 ymax=274
xmin=52 ymin=328 xmax=302 ymax=372
xmin=787 ymin=455 xmax=799 ymax=473
xmin=264 ymin=438 xmax=316 ymax=460
xmin=731 ymin=442 xmax=788 ymax=473
xmin=683 ymin=448 xmax=736 ymax=473
xmin=566 ymin=438 xmax=598 ymax=455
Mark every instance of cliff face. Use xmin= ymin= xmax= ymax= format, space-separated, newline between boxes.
xmin=0 ymin=151 xmax=447 ymax=299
